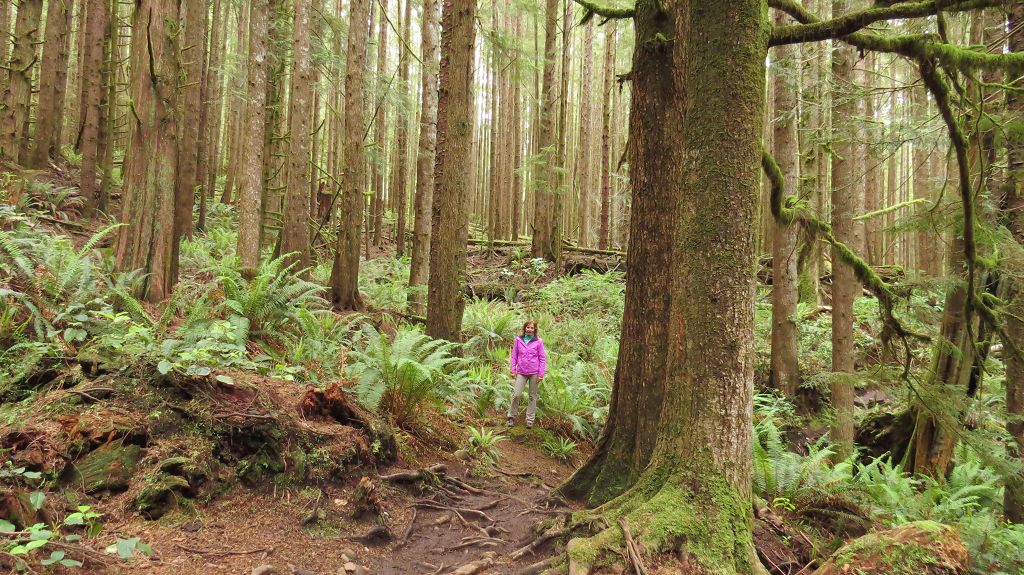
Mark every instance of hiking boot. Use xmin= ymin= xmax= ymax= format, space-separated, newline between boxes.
xmin=506 ymin=418 xmax=515 ymax=427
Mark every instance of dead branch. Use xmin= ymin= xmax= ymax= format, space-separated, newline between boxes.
xmin=619 ymin=518 xmax=649 ymax=575
xmin=450 ymin=552 xmax=496 ymax=575
xmin=380 ymin=463 xmax=447 ymax=483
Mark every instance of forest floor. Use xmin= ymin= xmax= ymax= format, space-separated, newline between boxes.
xmin=100 ymin=434 xmax=579 ymax=575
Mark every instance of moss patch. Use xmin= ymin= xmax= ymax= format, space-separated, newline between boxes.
xmin=813 ymin=521 xmax=968 ymax=575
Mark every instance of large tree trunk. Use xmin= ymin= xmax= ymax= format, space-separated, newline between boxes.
xmin=29 ymin=0 xmax=75 ymax=168
xmin=577 ymin=21 xmax=595 ymax=247
xmin=425 ymin=0 xmax=475 ymax=342
xmin=829 ymin=0 xmax=861 ymax=460
xmin=79 ymin=0 xmax=108 ymax=215
xmin=203 ymin=0 xmax=226 ymax=203
xmin=279 ymin=0 xmax=313 ymax=271
xmin=530 ymin=0 xmax=560 ymax=263
xmin=330 ymin=0 xmax=370 ymax=310
xmin=510 ymin=17 xmax=523 ymax=242
xmin=1 ymin=0 xmax=42 ymax=162
xmin=564 ymin=3 xmax=767 ymax=573
xmin=114 ymin=0 xmax=181 ymax=303
xmin=236 ymin=0 xmax=269 ymax=269
xmin=770 ymin=10 xmax=801 ymax=399
xmin=407 ymin=0 xmax=440 ymax=316
xmin=1005 ymin=0 xmax=1024 ymax=525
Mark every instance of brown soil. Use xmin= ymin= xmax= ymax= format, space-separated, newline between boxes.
xmin=91 ymin=431 xmax=578 ymax=575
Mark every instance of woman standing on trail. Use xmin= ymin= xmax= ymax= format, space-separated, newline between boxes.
xmin=507 ymin=320 xmax=547 ymax=429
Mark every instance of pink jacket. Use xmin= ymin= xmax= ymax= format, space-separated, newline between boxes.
xmin=510 ymin=336 xmax=547 ymax=378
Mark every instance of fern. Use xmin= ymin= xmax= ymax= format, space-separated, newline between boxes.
xmin=347 ymin=325 xmax=462 ymax=427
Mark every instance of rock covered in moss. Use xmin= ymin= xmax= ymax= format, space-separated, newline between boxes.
xmin=812 ymin=521 xmax=968 ymax=575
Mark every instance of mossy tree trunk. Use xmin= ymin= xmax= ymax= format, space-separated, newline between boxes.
xmin=29 ymin=0 xmax=75 ymax=168
xmin=1005 ymin=0 xmax=1024 ymax=524
xmin=425 ymin=0 xmax=476 ymax=342
xmin=530 ymin=0 xmax=561 ymax=263
xmin=114 ymin=0 xmax=181 ymax=303
xmin=597 ymin=22 xmax=615 ymax=251
xmin=407 ymin=0 xmax=440 ymax=316
xmin=0 ymin=0 xmax=42 ymax=162
xmin=79 ymin=0 xmax=108 ymax=215
xmin=563 ymin=2 xmax=768 ymax=573
xmin=330 ymin=0 xmax=370 ymax=311
xmin=236 ymin=0 xmax=270 ymax=269
xmin=829 ymin=0 xmax=860 ymax=461
xmin=172 ymin=0 xmax=206 ymax=274
xmin=392 ymin=0 xmax=412 ymax=257
xmin=770 ymin=9 xmax=801 ymax=399
xmin=280 ymin=0 xmax=313 ymax=271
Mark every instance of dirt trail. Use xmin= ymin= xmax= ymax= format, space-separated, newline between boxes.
xmin=102 ymin=431 xmax=578 ymax=575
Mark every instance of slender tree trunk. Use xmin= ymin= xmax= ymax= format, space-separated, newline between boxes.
xmin=577 ymin=20 xmax=594 ymax=246
xmin=393 ymin=0 xmax=412 ymax=256
xmin=204 ymin=0 xmax=225 ymax=201
xmin=531 ymin=0 xmax=560 ymax=262
xmin=425 ymin=0 xmax=475 ymax=341
xmin=79 ymin=0 xmax=108 ymax=215
xmin=331 ymin=0 xmax=370 ymax=310
xmin=408 ymin=0 xmax=440 ymax=315
xmin=279 ymin=0 xmax=314 ymax=270
xmin=510 ymin=17 xmax=523 ymax=242
xmin=114 ymin=0 xmax=181 ymax=303
xmin=770 ymin=10 xmax=801 ymax=399
xmin=51 ymin=0 xmax=76 ymax=153
xmin=371 ymin=1 xmax=388 ymax=247
xmin=97 ymin=8 xmax=116 ymax=213
xmin=1 ymin=0 xmax=42 ymax=162
xmin=29 ymin=0 xmax=75 ymax=168
xmin=236 ymin=0 xmax=269 ymax=269
xmin=195 ymin=0 xmax=212 ymax=232
xmin=829 ymin=0 xmax=861 ymax=460
xmin=597 ymin=22 xmax=615 ymax=251
xmin=172 ymin=0 xmax=206 ymax=281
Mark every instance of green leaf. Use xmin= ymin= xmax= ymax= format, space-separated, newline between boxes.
xmin=22 ymin=470 xmax=41 ymax=479
xmin=61 ymin=558 xmax=84 ymax=567
xmin=29 ymin=491 xmax=45 ymax=511
xmin=63 ymin=534 xmax=82 ymax=542
xmin=157 ymin=360 xmax=173 ymax=375
xmin=64 ymin=512 xmax=84 ymax=525
xmin=41 ymin=550 xmax=65 ymax=565
xmin=10 ymin=545 xmax=28 ymax=555
xmin=116 ymin=536 xmax=139 ymax=559
xmin=25 ymin=538 xmax=48 ymax=551
xmin=137 ymin=542 xmax=153 ymax=557
xmin=215 ymin=374 xmax=234 ymax=385
xmin=0 ymin=519 xmax=15 ymax=532
xmin=191 ymin=366 xmax=211 ymax=377
xmin=29 ymin=529 xmax=53 ymax=541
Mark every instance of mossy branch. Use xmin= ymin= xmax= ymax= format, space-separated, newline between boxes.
xmin=761 ymin=149 xmax=925 ymax=354
xmin=769 ymin=0 xmax=1004 ymax=46
xmin=768 ymin=0 xmax=1024 ymax=74
xmin=572 ymin=0 xmax=634 ymax=20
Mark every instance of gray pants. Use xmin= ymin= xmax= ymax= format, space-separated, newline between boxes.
xmin=507 ymin=374 xmax=539 ymax=424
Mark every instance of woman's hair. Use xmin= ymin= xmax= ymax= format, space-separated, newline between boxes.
xmin=521 ymin=320 xmax=538 ymax=337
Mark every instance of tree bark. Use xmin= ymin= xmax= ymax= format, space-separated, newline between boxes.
xmin=280 ymin=0 xmax=314 ymax=271
xmin=408 ymin=0 xmax=440 ymax=315
xmin=371 ymin=1 xmax=388 ymax=248
xmin=563 ymin=3 xmax=767 ymax=573
xmin=79 ymin=0 xmax=108 ymax=215
xmin=1 ymin=0 xmax=42 ymax=162
xmin=597 ymin=22 xmax=615 ymax=251
xmin=203 ymin=0 xmax=226 ymax=202
xmin=29 ymin=0 xmax=75 ymax=168
xmin=236 ymin=0 xmax=269 ymax=269
xmin=114 ymin=0 xmax=181 ymax=303
xmin=770 ymin=10 xmax=801 ymax=399
xmin=530 ymin=0 xmax=560 ymax=263
xmin=393 ymin=0 xmax=412 ymax=256
xmin=172 ymin=0 xmax=206 ymax=279
xmin=829 ymin=0 xmax=861 ymax=461
xmin=577 ymin=20 xmax=595 ymax=247
xmin=425 ymin=0 xmax=475 ymax=342
xmin=1005 ymin=0 xmax=1024 ymax=524
xmin=331 ymin=0 xmax=370 ymax=310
